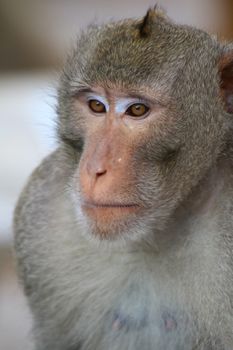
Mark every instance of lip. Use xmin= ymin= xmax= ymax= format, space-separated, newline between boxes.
xmin=81 ymin=200 xmax=140 ymax=210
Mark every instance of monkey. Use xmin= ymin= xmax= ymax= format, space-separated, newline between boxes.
xmin=14 ymin=7 xmax=233 ymax=350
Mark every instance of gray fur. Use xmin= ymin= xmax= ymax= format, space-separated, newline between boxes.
xmin=14 ymin=9 xmax=233 ymax=350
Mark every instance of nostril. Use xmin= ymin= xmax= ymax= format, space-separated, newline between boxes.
xmin=96 ymin=168 xmax=107 ymax=177
xmin=86 ymin=160 xmax=107 ymax=177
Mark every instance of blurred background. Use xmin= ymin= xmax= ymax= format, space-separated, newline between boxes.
xmin=0 ymin=0 xmax=233 ymax=349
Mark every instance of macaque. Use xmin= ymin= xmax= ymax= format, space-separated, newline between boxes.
xmin=14 ymin=8 xmax=233 ymax=350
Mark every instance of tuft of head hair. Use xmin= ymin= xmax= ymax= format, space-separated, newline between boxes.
xmin=139 ymin=5 xmax=166 ymax=38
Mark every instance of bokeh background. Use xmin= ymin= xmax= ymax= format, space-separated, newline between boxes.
xmin=1 ymin=1 xmax=233 ymax=349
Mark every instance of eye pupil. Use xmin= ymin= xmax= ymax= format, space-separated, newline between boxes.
xmin=126 ymin=103 xmax=149 ymax=117
xmin=89 ymin=99 xmax=106 ymax=113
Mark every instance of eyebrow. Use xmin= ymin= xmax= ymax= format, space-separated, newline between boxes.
xmin=70 ymin=86 xmax=168 ymax=107
xmin=125 ymin=92 xmax=166 ymax=106
xmin=70 ymin=87 xmax=93 ymax=97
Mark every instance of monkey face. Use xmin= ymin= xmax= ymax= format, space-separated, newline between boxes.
xmin=57 ymin=15 xmax=228 ymax=243
xmin=61 ymin=84 xmax=200 ymax=242
xmin=71 ymin=87 xmax=176 ymax=240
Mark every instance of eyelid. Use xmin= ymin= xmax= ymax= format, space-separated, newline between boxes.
xmin=115 ymin=98 xmax=150 ymax=114
xmin=85 ymin=94 xmax=109 ymax=112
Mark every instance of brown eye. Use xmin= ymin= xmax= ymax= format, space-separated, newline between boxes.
xmin=126 ymin=103 xmax=149 ymax=117
xmin=89 ymin=99 xmax=106 ymax=113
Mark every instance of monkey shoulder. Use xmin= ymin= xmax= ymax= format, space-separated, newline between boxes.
xmin=14 ymin=147 xmax=68 ymax=232
xmin=13 ymin=148 xmax=75 ymax=291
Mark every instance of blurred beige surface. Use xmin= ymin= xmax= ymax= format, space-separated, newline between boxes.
xmin=0 ymin=72 xmax=56 ymax=349
xmin=0 ymin=246 xmax=33 ymax=350
xmin=0 ymin=0 xmax=223 ymax=71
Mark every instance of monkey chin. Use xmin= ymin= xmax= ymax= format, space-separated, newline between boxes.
xmin=80 ymin=203 xmax=143 ymax=241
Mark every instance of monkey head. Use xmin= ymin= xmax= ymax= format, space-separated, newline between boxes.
xmin=57 ymin=9 xmax=233 ymax=243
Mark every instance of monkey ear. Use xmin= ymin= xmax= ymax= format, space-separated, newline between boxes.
xmin=139 ymin=8 xmax=157 ymax=37
xmin=219 ymin=51 xmax=233 ymax=114
xmin=139 ymin=6 xmax=166 ymax=38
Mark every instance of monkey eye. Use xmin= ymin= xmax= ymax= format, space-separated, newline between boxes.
xmin=88 ymin=99 xmax=106 ymax=113
xmin=125 ymin=103 xmax=149 ymax=117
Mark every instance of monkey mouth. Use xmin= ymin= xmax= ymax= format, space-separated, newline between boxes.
xmin=82 ymin=200 xmax=140 ymax=209
xmin=80 ymin=199 xmax=144 ymax=238
xmin=81 ymin=200 xmax=141 ymax=219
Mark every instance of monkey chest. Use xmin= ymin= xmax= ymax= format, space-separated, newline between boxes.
xmin=75 ymin=285 xmax=223 ymax=350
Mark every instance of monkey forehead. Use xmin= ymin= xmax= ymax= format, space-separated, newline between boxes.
xmin=65 ymin=16 xmax=220 ymax=93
